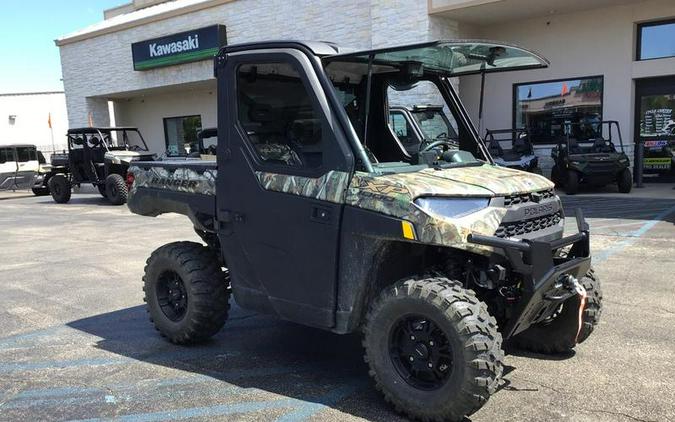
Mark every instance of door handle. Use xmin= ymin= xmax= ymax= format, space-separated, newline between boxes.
xmin=310 ymin=206 xmax=331 ymax=223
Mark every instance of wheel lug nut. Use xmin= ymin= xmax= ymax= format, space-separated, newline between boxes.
xmin=429 ymin=341 xmax=434 ymax=346
xmin=409 ymin=356 xmax=414 ymax=362
xmin=410 ymin=335 xmax=415 ymax=340
xmin=428 ymin=363 xmax=433 ymax=368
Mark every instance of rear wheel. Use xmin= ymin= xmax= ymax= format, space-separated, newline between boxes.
xmin=105 ymin=173 xmax=128 ymax=205
xmin=363 ymin=277 xmax=503 ymax=422
xmin=617 ymin=168 xmax=632 ymax=193
xmin=48 ymin=174 xmax=71 ymax=203
xmin=143 ymin=241 xmax=230 ymax=344
xmin=514 ymin=269 xmax=602 ymax=354
xmin=565 ymin=171 xmax=580 ymax=195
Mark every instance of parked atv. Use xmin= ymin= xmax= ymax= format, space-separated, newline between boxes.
xmin=485 ymin=128 xmax=540 ymax=173
xmin=47 ymin=127 xmax=154 ymax=205
xmin=551 ymin=120 xmax=632 ymax=194
xmin=127 ymin=40 xmax=601 ymax=422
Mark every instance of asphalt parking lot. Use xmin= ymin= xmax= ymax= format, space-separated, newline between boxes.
xmin=1 ymin=186 xmax=674 ymax=422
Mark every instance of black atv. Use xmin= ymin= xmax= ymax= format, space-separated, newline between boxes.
xmin=47 ymin=127 xmax=154 ymax=205
xmin=551 ymin=120 xmax=632 ymax=194
xmin=485 ymin=128 xmax=540 ymax=173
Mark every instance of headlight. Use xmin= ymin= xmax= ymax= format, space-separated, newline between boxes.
xmin=414 ymin=197 xmax=490 ymax=218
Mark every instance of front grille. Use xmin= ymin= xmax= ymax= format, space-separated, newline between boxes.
xmin=495 ymin=211 xmax=562 ymax=238
xmin=504 ymin=188 xmax=555 ymax=207
xmin=587 ymin=162 xmax=616 ymax=173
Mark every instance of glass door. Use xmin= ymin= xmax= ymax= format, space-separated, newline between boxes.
xmin=635 ymin=77 xmax=675 ymax=180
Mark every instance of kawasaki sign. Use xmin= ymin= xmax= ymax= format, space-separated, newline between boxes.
xmin=131 ymin=25 xmax=226 ymax=71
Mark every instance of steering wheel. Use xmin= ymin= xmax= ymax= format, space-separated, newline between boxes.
xmin=420 ymin=140 xmax=456 ymax=152
xmin=128 ymin=145 xmax=142 ymax=151
xmin=435 ymin=132 xmax=448 ymax=139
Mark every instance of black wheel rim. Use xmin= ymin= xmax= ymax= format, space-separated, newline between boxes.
xmin=389 ymin=314 xmax=453 ymax=390
xmin=156 ymin=271 xmax=188 ymax=322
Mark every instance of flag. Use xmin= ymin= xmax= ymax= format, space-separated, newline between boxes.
xmin=88 ymin=112 xmax=94 ymax=127
xmin=561 ymin=82 xmax=569 ymax=96
xmin=48 ymin=112 xmax=52 ymax=129
xmin=527 ymin=87 xmax=532 ymax=99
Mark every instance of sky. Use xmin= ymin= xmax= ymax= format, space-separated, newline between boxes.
xmin=0 ymin=0 xmax=122 ymax=94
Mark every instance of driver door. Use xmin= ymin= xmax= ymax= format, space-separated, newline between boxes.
xmin=216 ymin=49 xmax=353 ymax=328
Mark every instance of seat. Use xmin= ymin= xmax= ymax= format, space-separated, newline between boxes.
xmin=487 ymin=138 xmax=503 ymax=157
xmin=512 ymin=137 xmax=529 ymax=155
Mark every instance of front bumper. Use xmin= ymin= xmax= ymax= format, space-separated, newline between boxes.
xmin=468 ymin=209 xmax=591 ymax=339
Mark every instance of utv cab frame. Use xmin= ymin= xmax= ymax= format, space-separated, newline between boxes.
xmin=551 ymin=120 xmax=632 ymax=194
xmin=485 ymin=127 xmax=540 ymax=173
xmin=48 ymin=127 xmax=153 ymax=205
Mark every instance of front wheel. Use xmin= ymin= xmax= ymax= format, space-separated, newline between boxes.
xmin=363 ymin=277 xmax=503 ymax=422
xmin=48 ymin=174 xmax=71 ymax=203
xmin=617 ymin=168 xmax=632 ymax=193
xmin=105 ymin=173 xmax=128 ymax=205
xmin=143 ymin=241 xmax=231 ymax=344
xmin=514 ymin=269 xmax=602 ymax=354
xmin=565 ymin=170 xmax=580 ymax=195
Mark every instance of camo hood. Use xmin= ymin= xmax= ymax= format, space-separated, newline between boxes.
xmin=346 ymin=164 xmax=556 ymax=253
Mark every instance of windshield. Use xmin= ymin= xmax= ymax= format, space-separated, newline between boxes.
xmin=323 ymin=41 xmax=547 ymax=173
xmin=67 ymin=129 xmax=149 ymax=152
xmin=326 ymin=40 xmax=548 ymax=77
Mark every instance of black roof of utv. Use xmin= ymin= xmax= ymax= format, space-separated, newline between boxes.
xmin=216 ymin=40 xmax=549 ymax=77
xmin=68 ymin=127 xmax=139 ymax=135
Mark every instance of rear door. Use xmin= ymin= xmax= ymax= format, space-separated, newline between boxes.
xmin=15 ymin=146 xmax=39 ymax=189
xmin=216 ymin=48 xmax=354 ymax=328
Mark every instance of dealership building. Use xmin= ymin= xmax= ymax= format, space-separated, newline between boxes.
xmin=57 ymin=0 xmax=675 ymax=177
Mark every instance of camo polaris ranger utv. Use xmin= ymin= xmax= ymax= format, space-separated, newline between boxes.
xmin=127 ymin=40 xmax=602 ymax=422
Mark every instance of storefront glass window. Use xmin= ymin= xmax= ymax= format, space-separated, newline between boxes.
xmin=638 ymin=93 xmax=675 ymax=172
xmin=163 ymin=115 xmax=202 ymax=155
xmin=638 ymin=20 xmax=675 ymax=61
xmin=514 ymin=76 xmax=603 ymax=144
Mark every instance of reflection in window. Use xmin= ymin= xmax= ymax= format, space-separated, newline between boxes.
xmin=638 ymin=20 xmax=675 ymax=61
xmin=237 ymin=62 xmax=323 ymax=169
xmin=164 ymin=115 xmax=202 ymax=156
xmin=389 ymin=111 xmax=414 ymax=146
xmin=514 ymin=76 xmax=603 ymax=144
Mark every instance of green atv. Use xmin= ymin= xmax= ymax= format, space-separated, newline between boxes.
xmin=551 ymin=120 xmax=632 ymax=194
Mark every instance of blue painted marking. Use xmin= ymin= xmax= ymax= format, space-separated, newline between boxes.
xmin=68 ymin=398 xmax=299 ymax=422
xmin=0 ymin=357 xmax=122 ymax=374
xmin=275 ymin=382 xmax=365 ymax=422
xmin=594 ymin=204 xmax=675 ymax=262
